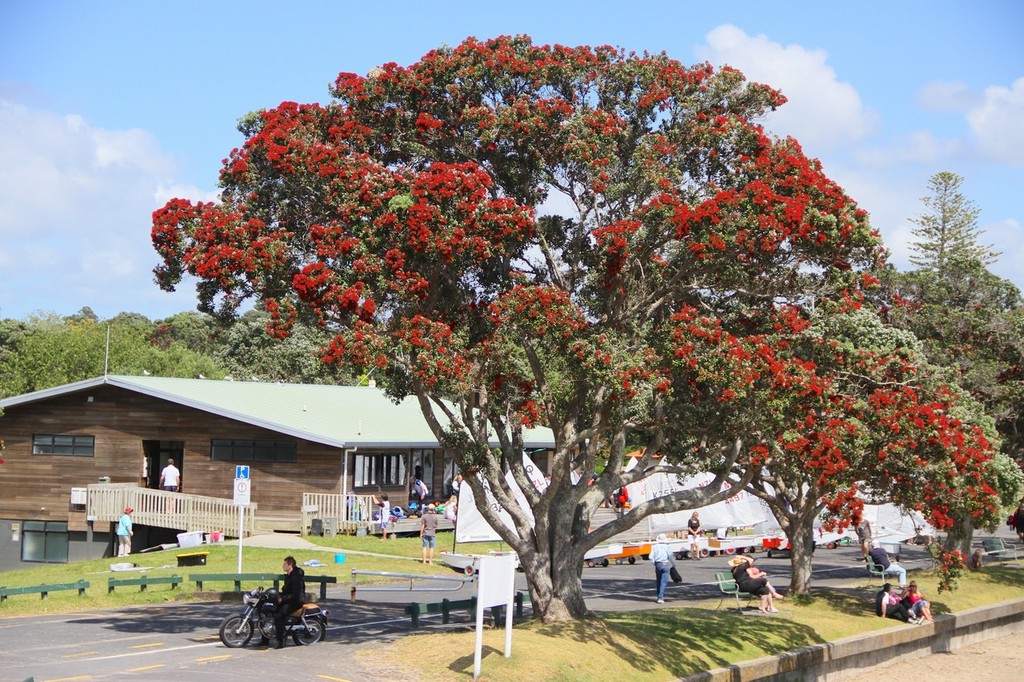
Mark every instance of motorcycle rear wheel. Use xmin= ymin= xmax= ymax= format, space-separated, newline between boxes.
xmin=292 ymin=619 xmax=323 ymax=646
xmin=219 ymin=615 xmax=254 ymax=648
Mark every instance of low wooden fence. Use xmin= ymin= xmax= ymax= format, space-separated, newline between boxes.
xmin=301 ymin=493 xmax=376 ymax=536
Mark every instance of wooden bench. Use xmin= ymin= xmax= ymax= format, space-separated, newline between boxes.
xmin=981 ymin=537 xmax=1021 ymax=564
xmin=404 ymin=592 xmax=530 ymax=627
xmin=190 ymin=573 xmax=338 ymax=599
xmin=0 ymin=580 xmax=90 ymax=601
xmin=108 ymin=575 xmax=182 ymax=594
xmin=715 ymin=572 xmax=748 ymax=611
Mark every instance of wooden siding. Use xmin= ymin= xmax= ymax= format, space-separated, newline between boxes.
xmin=0 ymin=384 xmax=442 ymax=530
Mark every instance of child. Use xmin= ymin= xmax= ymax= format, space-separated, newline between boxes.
xmin=373 ymin=494 xmax=390 ymax=540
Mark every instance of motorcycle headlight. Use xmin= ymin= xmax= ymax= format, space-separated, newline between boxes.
xmin=243 ymin=593 xmax=256 ymax=605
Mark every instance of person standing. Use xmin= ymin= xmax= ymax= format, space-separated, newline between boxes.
xmin=265 ymin=556 xmax=305 ymax=649
xmin=373 ymin=494 xmax=390 ymax=540
xmin=116 ymin=507 xmax=134 ymax=557
xmin=421 ymin=503 xmax=439 ymax=564
xmin=649 ymin=533 xmax=677 ymax=604
xmin=853 ymin=512 xmax=872 ymax=562
xmin=687 ymin=512 xmax=703 ymax=559
xmin=160 ymin=458 xmax=181 ymax=492
xmin=1013 ymin=500 xmax=1024 ymax=544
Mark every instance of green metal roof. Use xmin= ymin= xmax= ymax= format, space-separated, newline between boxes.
xmin=0 ymin=375 xmax=555 ymax=450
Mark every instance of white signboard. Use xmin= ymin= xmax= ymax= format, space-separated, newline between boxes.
xmin=233 ymin=477 xmax=251 ymax=506
xmin=473 ymin=553 xmax=516 ymax=679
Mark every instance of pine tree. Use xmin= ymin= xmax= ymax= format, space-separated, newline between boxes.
xmin=908 ymin=171 xmax=998 ymax=272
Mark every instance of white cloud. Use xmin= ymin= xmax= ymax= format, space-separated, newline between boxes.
xmin=698 ymin=25 xmax=878 ymax=153
xmin=852 ymin=131 xmax=966 ymax=168
xmin=0 ymin=99 xmax=208 ymax=320
xmin=967 ymin=77 xmax=1024 ymax=166
xmin=916 ymin=80 xmax=981 ymax=112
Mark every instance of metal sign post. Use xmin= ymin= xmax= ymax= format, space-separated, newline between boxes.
xmin=234 ymin=466 xmax=251 ymax=573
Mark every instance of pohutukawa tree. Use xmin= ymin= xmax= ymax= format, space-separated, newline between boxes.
xmin=682 ymin=305 xmax=1011 ymax=594
xmin=154 ymin=36 xmax=898 ymax=621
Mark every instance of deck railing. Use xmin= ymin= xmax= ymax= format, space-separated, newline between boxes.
xmin=301 ymin=492 xmax=377 ymax=535
xmin=86 ymin=483 xmax=257 ymax=537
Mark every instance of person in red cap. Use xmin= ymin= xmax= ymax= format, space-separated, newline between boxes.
xmin=117 ymin=507 xmax=134 ymax=557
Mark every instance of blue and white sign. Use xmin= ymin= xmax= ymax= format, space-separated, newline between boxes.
xmin=235 ymin=465 xmax=250 ymax=480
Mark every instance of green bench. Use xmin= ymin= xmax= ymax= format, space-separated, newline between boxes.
xmin=715 ymin=571 xmax=750 ymax=611
xmin=108 ymin=575 xmax=183 ymax=594
xmin=405 ymin=592 xmax=530 ymax=627
xmin=1 ymin=580 xmax=90 ymax=601
xmin=190 ymin=573 xmax=338 ymax=599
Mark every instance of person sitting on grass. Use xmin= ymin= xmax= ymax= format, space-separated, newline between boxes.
xmin=876 ymin=582 xmax=919 ymax=624
xmin=901 ymin=581 xmax=934 ymax=622
xmin=728 ymin=555 xmax=783 ymax=613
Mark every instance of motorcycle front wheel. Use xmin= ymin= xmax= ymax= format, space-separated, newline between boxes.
xmin=219 ymin=615 xmax=254 ymax=648
xmin=292 ymin=619 xmax=323 ymax=646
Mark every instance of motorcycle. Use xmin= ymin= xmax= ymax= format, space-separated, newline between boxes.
xmin=219 ymin=586 xmax=328 ymax=647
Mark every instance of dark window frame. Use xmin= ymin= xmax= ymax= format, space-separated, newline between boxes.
xmin=354 ymin=452 xmax=407 ymax=488
xmin=32 ymin=434 xmax=95 ymax=457
xmin=21 ymin=520 xmax=69 ymax=563
xmin=210 ymin=439 xmax=297 ymax=463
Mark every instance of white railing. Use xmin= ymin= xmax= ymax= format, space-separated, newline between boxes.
xmin=301 ymin=492 xmax=377 ymax=536
xmin=86 ymin=483 xmax=257 ymax=537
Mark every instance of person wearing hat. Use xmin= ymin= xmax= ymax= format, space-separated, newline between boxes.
xmin=420 ymin=503 xmax=439 ymax=564
xmin=649 ymin=533 xmax=678 ymax=603
xmin=728 ymin=554 xmax=783 ymax=613
xmin=116 ymin=507 xmax=134 ymax=557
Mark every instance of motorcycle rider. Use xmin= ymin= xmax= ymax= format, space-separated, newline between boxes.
xmin=261 ymin=555 xmax=305 ymax=648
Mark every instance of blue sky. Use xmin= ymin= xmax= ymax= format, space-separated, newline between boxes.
xmin=2 ymin=1 xmax=1022 ymax=321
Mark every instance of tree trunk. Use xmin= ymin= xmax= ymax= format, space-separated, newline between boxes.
xmin=519 ymin=550 xmax=590 ymax=622
xmin=944 ymin=515 xmax=975 ymax=557
xmin=786 ymin=520 xmax=817 ymax=595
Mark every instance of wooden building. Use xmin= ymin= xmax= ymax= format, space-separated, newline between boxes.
xmin=0 ymin=376 xmax=553 ymax=570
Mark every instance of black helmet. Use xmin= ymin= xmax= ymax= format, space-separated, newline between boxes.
xmin=264 ymin=588 xmax=280 ymax=602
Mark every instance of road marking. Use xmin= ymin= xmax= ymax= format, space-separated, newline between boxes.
xmin=43 ymin=677 xmax=92 ymax=681
xmin=316 ymin=676 xmax=352 ymax=681
xmin=126 ymin=664 xmax=165 ymax=672
xmin=129 ymin=642 xmax=164 ymax=649
xmin=85 ymin=641 xmax=219 ymax=661
xmin=196 ymin=654 xmax=232 ymax=662
xmin=62 ymin=651 xmax=99 ymax=658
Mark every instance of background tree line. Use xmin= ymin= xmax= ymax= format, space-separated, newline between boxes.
xmin=0 ymin=308 xmax=357 ymax=399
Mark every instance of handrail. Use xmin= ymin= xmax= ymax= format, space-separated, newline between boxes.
xmin=86 ymin=483 xmax=257 ymax=537
xmin=301 ymin=492 xmax=376 ymax=536
xmin=349 ymin=569 xmax=474 ymax=601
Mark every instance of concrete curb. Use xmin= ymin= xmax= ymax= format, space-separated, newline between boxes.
xmin=678 ymin=597 xmax=1024 ymax=681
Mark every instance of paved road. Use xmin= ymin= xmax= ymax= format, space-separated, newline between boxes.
xmin=2 ymin=537 xmax=935 ymax=681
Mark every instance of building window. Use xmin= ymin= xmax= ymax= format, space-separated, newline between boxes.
xmin=354 ymin=453 xmax=407 ymax=487
xmin=410 ymin=448 xmax=434 ymax=490
xmin=21 ymin=521 xmax=69 ymax=563
xmin=211 ymin=439 xmax=297 ymax=463
xmin=32 ymin=434 xmax=95 ymax=457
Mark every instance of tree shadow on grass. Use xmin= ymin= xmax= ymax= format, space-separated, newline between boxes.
xmin=525 ymin=608 xmax=827 ymax=678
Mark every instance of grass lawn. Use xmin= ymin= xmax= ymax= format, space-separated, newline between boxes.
xmin=2 ymin=536 xmax=1022 ymax=681
xmin=363 ymin=563 xmax=1024 ymax=682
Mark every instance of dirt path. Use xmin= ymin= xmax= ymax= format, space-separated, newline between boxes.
xmin=840 ymin=632 xmax=1024 ymax=681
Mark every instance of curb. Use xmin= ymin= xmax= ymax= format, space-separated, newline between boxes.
xmin=677 ymin=597 xmax=1024 ymax=681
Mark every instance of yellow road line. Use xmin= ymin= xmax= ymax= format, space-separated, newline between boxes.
xmin=62 ymin=651 xmax=99 ymax=658
xmin=316 ymin=676 xmax=353 ymax=681
xmin=129 ymin=642 xmax=164 ymax=649
xmin=44 ymin=677 xmax=92 ymax=681
xmin=196 ymin=654 xmax=232 ymax=662
xmin=126 ymin=664 xmax=165 ymax=672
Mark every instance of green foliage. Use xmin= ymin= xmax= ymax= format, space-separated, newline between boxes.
xmin=908 ymin=171 xmax=998 ymax=271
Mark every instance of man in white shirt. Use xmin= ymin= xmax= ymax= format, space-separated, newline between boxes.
xmin=160 ymin=458 xmax=181 ymax=492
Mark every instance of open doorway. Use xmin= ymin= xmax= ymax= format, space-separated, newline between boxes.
xmin=143 ymin=441 xmax=184 ymax=492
